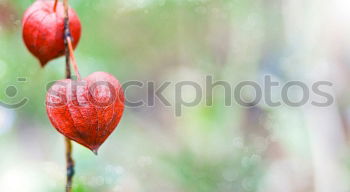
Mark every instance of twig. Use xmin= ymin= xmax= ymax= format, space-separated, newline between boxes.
xmin=65 ymin=137 xmax=74 ymax=192
xmin=63 ymin=0 xmax=75 ymax=192
xmin=62 ymin=0 xmax=81 ymax=80
xmin=53 ymin=0 xmax=58 ymax=12
xmin=67 ymin=37 xmax=81 ymax=80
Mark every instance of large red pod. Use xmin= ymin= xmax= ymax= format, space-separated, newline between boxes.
xmin=22 ymin=0 xmax=81 ymax=67
xmin=46 ymin=72 xmax=125 ymax=154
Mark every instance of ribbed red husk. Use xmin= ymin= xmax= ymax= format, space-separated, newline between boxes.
xmin=46 ymin=72 xmax=125 ymax=153
xmin=22 ymin=0 xmax=81 ymax=67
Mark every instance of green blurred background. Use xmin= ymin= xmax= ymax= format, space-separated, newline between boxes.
xmin=1 ymin=0 xmax=350 ymax=191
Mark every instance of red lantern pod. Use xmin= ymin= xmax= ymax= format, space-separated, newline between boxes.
xmin=22 ymin=0 xmax=81 ymax=67
xmin=46 ymin=72 xmax=125 ymax=154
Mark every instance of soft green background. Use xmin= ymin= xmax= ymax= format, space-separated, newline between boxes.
xmin=1 ymin=0 xmax=349 ymax=192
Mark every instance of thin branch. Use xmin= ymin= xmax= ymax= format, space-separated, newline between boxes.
xmin=53 ymin=0 xmax=58 ymax=12
xmin=63 ymin=0 xmax=71 ymax=80
xmin=67 ymin=37 xmax=81 ymax=80
xmin=65 ymin=138 xmax=74 ymax=192
xmin=63 ymin=0 xmax=75 ymax=192
xmin=62 ymin=0 xmax=81 ymax=80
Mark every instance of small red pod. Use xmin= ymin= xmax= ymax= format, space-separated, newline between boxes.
xmin=46 ymin=72 xmax=125 ymax=154
xmin=22 ymin=0 xmax=81 ymax=67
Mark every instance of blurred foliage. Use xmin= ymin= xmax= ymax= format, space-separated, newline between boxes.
xmin=0 ymin=0 xmax=316 ymax=191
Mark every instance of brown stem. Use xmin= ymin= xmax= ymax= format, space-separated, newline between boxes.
xmin=67 ymin=37 xmax=81 ymax=80
xmin=65 ymin=138 xmax=74 ymax=192
xmin=53 ymin=0 xmax=58 ymax=12
xmin=63 ymin=0 xmax=81 ymax=80
xmin=63 ymin=0 xmax=74 ymax=192
xmin=63 ymin=1 xmax=70 ymax=77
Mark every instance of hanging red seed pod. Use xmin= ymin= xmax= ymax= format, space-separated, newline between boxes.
xmin=22 ymin=0 xmax=81 ymax=67
xmin=46 ymin=72 xmax=125 ymax=154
